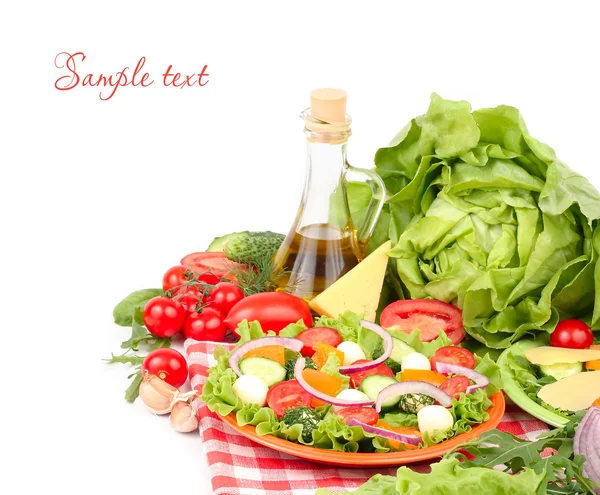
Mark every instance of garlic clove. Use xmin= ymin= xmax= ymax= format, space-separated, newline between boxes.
xmin=170 ymin=400 xmax=199 ymax=433
xmin=139 ymin=374 xmax=178 ymax=415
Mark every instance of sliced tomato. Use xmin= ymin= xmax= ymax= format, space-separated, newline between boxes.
xmin=266 ymin=380 xmax=311 ymax=418
xmin=439 ymin=376 xmax=470 ymax=399
xmin=347 ymin=360 xmax=395 ymax=388
xmin=296 ymin=327 xmax=342 ymax=357
xmin=380 ymin=299 xmax=464 ymax=345
xmin=180 ymin=251 xmax=248 ymax=282
xmin=400 ymin=370 xmax=447 ymax=387
xmin=430 ymin=346 xmax=476 ymax=370
xmin=335 ymin=407 xmax=379 ymax=426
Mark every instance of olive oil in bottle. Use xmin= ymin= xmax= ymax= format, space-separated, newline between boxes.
xmin=274 ymin=223 xmax=359 ymax=300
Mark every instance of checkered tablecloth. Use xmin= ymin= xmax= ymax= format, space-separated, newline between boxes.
xmin=184 ymin=339 xmax=551 ymax=495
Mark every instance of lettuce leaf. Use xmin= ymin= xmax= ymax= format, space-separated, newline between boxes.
xmin=347 ymin=93 xmax=600 ymax=348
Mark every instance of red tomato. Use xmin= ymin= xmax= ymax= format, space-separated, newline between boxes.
xmin=439 ymin=376 xmax=470 ymax=399
xmin=224 ymin=292 xmax=313 ymax=336
xmin=266 ymin=380 xmax=312 ymax=418
xmin=380 ymin=300 xmax=465 ymax=345
xmin=550 ymin=319 xmax=594 ymax=349
xmin=347 ymin=360 xmax=395 ymax=388
xmin=143 ymin=296 xmax=186 ymax=338
xmin=206 ymin=282 xmax=244 ymax=316
xmin=335 ymin=407 xmax=379 ymax=426
xmin=142 ymin=348 xmax=188 ymax=388
xmin=180 ymin=252 xmax=247 ymax=282
xmin=162 ymin=265 xmax=189 ymax=292
xmin=174 ymin=286 xmax=202 ymax=314
xmin=295 ymin=327 xmax=342 ymax=357
xmin=430 ymin=346 xmax=476 ymax=370
xmin=183 ymin=308 xmax=227 ymax=341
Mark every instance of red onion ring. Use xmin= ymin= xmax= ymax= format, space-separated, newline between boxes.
xmin=346 ymin=418 xmax=421 ymax=446
xmin=375 ymin=380 xmax=453 ymax=412
xmin=434 ymin=361 xmax=489 ymax=394
xmin=338 ymin=320 xmax=393 ymax=375
xmin=228 ymin=336 xmax=304 ymax=377
xmin=294 ymin=357 xmax=374 ymax=407
xmin=574 ymin=406 xmax=600 ymax=489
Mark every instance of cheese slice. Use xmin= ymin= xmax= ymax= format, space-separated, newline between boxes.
xmin=538 ymin=370 xmax=600 ymax=411
xmin=309 ymin=241 xmax=391 ymax=322
xmin=524 ymin=346 xmax=600 ymax=366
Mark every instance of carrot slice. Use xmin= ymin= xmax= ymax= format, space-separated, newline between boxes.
xmin=377 ymin=421 xmax=422 ymax=450
xmin=586 ymin=359 xmax=600 ymax=370
xmin=244 ymin=345 xmax=285 ymax=366
xmin=400 ymin=370 xmax=448 ymax=387
xmin=302 ymin=369 xmax=343 ymax=407
xmin=593 ymin=397 xmax=600 ymax=408
xmin=312 ymin=342 xmax=345 ymax=369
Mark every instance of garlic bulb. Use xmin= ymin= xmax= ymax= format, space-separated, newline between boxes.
xmin=138 ymin=374 xmax=178 ymax=415
xmin=170 ymin=400 xmax=199 ymax=433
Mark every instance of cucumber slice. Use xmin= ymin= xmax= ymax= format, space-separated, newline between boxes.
xmin=359 ymin=374 xmax=399 ymax=409
xmin=390 ymin=338 xmax=415 ymax=365
xmin=239 ymin=357 xmax=286 ymax=387
xmin=539 ymin=362 xmax=583 ymax=381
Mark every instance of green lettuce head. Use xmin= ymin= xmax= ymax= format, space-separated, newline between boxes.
xmin=350 ymin=93 xmax=600 ymax=348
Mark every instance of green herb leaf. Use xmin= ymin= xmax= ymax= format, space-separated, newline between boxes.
xmin=104 ymin=353 xmax=145 ymax=366
xmin=125 ymin=370 xmax=143 ymax=403
xmin=120 ymin=320 xmax=149 ymax=351
xmin=113 ymin=288 xmax=163 ymax=327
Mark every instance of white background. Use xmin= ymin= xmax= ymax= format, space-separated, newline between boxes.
xmin=2 ymin=1 xmax=600 ymax=494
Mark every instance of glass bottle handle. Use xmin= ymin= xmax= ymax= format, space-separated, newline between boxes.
xmin=344 ymin=165 xmax=386 ymax=256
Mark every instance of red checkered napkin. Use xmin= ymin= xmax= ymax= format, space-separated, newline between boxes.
xmin=185 ymin=339 xmax=550 ymax=495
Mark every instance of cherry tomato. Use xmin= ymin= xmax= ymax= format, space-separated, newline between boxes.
xmin=295 ymin=327 xmax=342 ymax=357
xmin=380 ymin=300 xmax=465 ymax=345
xmin=143 ymin=296 xmax=186 ymax=338
xmin=439 ymin=376 xmax=470 ymax=399
xmin=266 ymin=380 xmax=311 ymax=418
xmin=347 ymin=360 xmax=395 ymax=388
xmin=550 ymin=319 xmax=594 ymax=349
xmin=142 ymin=348 xmax=188 ymax=388
xmin=430 ymin=346 xmax=476 ymax=370
xmin=224 ymin=292 xmax=313 ymax=336
xmin=174 ymin=286 xmax=202 ymax=314
xmin=162 ymin=265 xmax=189 ymax=292
xmin=206 ymin=282 xmax=244 ymax=316
xmin=335 ymin=406 xmax=379 ymax=426
xmin=197 ymin=271 xmax=222 ymax=285
xmin=183 ymin=307 xmax=227 ymax=341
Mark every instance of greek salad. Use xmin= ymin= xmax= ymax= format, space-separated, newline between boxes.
xmin=201 ymin=310 xmax=501 ymax=453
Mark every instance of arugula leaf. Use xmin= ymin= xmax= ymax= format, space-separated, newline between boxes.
xmin=113 ymin=288 xmax=163 ymax=326
xmin=125 ymin=371 xmax=143 ymax=403
xmin=120 ymin=319 xmax=171 ymax=351
xmin=104 ymin=353 xmax=145 ymax=366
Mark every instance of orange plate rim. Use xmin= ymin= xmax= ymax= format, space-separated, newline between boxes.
xmin=219 ymin=391 xmax=506 ymax=467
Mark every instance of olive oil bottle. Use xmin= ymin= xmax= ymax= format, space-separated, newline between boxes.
xmin=273 ymin=89 xmax=385 ymax=300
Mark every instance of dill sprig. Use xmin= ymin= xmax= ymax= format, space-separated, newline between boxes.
xmin=227 ymin=254 xmax=293 ymax=296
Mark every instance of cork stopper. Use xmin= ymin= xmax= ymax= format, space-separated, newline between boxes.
xmin=310 ymin=88 xmax=347 ymax=124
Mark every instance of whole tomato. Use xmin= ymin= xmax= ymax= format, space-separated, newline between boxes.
xmin=143 ymin=296 xmax=186 ymax=338
xmin=174 ymin=286 xmax=202 ymax=314
xmin=142 ymin=348 xmax=188 ymax=388
xmin=206 ymin=282 xmax=244 ymax=316
xmin=183 ymin=308 xmax=227 ymax=341
xmin=224 ymin=292 xmax=312 ymax=335
xmin=550 ymin=319 xmax=594 ymax=349
xmin=162 ymin=265 xmax=189 ymax=292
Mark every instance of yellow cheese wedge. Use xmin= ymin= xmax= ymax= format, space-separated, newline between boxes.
xmin=309 ymin=241 xmax=391 ymax=322
xmin=538 ymin=370 xmax=600 ymax=411
xmin=523 ymin=346 xmax=600 ymax=366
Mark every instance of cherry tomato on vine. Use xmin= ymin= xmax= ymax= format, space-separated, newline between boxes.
xmin=162 ymin=265 xmax=189 ymax=292
xmin=206 ymin=282 xmax=244 ymax=316
xmin=183 ymin=307 xmax=227 ymax=341
xmin=550 ymin=319 xmax=594 ymax=349
xmin=142 ymin=348 xmax=188 ymax=388
xmin=143 ymin=296 xmax=186 ymax=338
xmin=174 ymin=286 xmax=202 ymax=314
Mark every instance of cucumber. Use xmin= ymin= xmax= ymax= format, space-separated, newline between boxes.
xmin=239 ymin=357 xmax=286 ymax=387
xmin=359 ymin=375 xmax=399 ymax=409
xmin=207 ymin=232 xmax=239 ymax=252
xmin=390 ymin=338 xmax=415 ymax=365
xmin=539 ymin=362 xmax=582 ymax=381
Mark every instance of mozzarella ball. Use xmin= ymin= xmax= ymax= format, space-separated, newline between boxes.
xmin=336 ymin=341 xmax=367 ymax=366
xmin=232 ymin=374 xmax=269 ymax=407
xmin=417 ymin=405 xmax=454 ymax=436
xmin=401 ymin=352 xmax=431 ymax=371
xmin=333 ymin=388 xmax=371 ymax=412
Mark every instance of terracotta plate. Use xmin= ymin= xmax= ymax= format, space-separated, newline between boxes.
xmin=220 ymin=391 xmax=505 ymax=467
